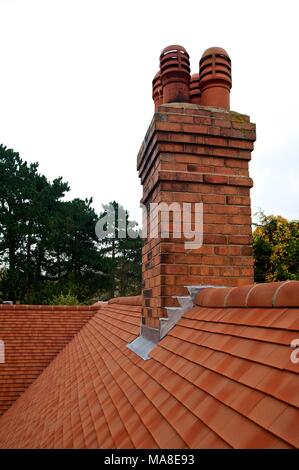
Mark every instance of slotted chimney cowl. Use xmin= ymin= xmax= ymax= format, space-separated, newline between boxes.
xmin=152 ymin=71 xmax=163 ymax=111
xmin=159 ymin=45 xmax=191 ymax=104
xmin=199 ymin=47 xmax=232 ymax=109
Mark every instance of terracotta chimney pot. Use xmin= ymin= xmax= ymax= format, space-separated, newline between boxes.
xmin=159 ymin=45 xmax=190 ymax=104
xmin=199 ymin=47 xmax=232 ymax=109
xmin=189 ymin=73 xmax=201 ymax=104
xmin=152 ymin=71 xmax=163 ymax=111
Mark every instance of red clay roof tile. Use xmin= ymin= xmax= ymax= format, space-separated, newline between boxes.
xmin=275 ymin=281 xmax=299 ymax=308
xmin=247 ymin=395 xmax=288 ymax=429
xmin=0 ymin=305 xmax=94 ymax=416
xmin=229 ymin=387 xmax=265 ymax=416
xmin=195 ymin=287 xmax=233 ymax=308
xmin=247 ymin=283 xmax=284 ymax=308
xmin=1 ymin=284 xmax=299 ymax=448
xmin=108 ymin=295 xmax=142 ymax=306
xmin=269 ymin=406 xmax=299 ymax=447
xmin=225 ymin=285 xmax=255 ymax=307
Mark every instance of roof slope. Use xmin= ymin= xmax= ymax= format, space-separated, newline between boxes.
xmin=0 ymin=282 xmax=299 ymax=448
xmin=0 ymin=305 xmax=96 ymax=416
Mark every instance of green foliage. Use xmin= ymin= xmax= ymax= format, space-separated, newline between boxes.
xmin=253 ymin=211 xmax=299 ymax=282
xmin=0 ymin=144 xmax=142 ymax=304
xmin=99 ymin=201 xmax=142 ymax=298
xmin=48 ymin=291 xmax=80 ymax=306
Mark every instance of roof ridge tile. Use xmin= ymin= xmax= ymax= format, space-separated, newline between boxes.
xmin=195 ymin=281 xmax=299 ymax=308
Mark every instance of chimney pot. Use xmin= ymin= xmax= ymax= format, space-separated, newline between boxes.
xmin=159 ymin=45 xmax=190 ymax=104
xmin=189 ymin=73 xmax=201 ymax=104
xmin=199 ymin=47 xmax=232 ymax=109
xmin=152 ymin=71 xmax=163 ymax=111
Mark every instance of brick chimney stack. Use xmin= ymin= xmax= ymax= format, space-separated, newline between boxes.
xmin=140 ymin=45 xmax=256 ymax=333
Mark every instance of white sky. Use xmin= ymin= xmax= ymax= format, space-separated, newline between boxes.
xmin=0 ymin=0 xmax=298 ymax=224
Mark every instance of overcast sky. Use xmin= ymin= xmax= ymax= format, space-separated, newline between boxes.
xmin=0 ymin=0 xmax=298 ymax=224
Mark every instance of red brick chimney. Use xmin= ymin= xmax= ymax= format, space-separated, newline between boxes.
xmin=137 ymin=45 xmax=256 ymax=333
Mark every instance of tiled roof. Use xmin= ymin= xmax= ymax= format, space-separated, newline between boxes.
xmin=0 ymin=282 xmax=299 ymax=448
xmin=0 ymin=305 xmax=96 ymax=416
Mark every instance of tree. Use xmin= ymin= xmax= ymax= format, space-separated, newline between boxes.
xmin=0 ymin=145 xmax=106 ymax=303
xmin=0 ymin=144 xmax=69 ymax=300
xmin=43 ymin=197 xmax=111 ymax=304
xmin=253 ymin=211 xmax=299 ymax=282
xmin=98 ymin=201 xmax=142 ymax=298
xmin=48 ymin=291 xmax=80 ymax=306
xmin=0 ymin=144 xmax=142 ymax=303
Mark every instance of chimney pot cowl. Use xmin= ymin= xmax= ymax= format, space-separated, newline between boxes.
xmin=200 ymin=46 xmax=231 ymax=61
xmin=152 ymin=71 xmax=163 ymax=111
xmin=199 ymin=46 xmax=232 ymax=109
xmin=159 ymin=44 xmax=191 ymax=104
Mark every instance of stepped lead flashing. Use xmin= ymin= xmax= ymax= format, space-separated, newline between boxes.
xmin=127 ymin=285 xmax=217 ymax=359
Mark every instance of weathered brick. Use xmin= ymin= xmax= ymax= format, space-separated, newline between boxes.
xmin=241 ymin=246 xmax=253 ymax=256
xmin=232 ymin=121 xmax=256 ymax=131
xmin=193 ymin=116 xmax=212 ymax=125
xmin=230 ymin=256 xmax=253 ymax=266
xmin=182 ymin=124 xmax=209 ymax=134
xmin=225 ymin=158 xmax=248 ymax=168
xmin=227 ymin=235 xmax=252 ymax=245
xmin=214 ymin=246 xmax=241 ymax=256
xmin=160 ymin=265 xmax=188 ymax=275
xmin=203 ymin=174 xmax=228 ymax=185
xmin=170 ymin=132 xmax=197 ymax=144
xmin=168 ymin=114 xmax=194 ymax=124
xmin=229 ymin=176 xmax=253 ymax=187
xmin=204 ymin=214 xmax=228 ymax=224
xmin=228 ymin=139 xmax=254 ymax=150
xmin=202 ymin=194 xmax=226 ymax=204
xmin=160 ymin=161 xmax=187 ymax=172
xmin=229 ymin=215 xmax=252 ymax=225
xmin=203 ymin=234 xmax=227 ymax=244
xmin=226 ymin=195 xmax=251 ymax=205
xmin=213 ymin=118 xmax=231 ymax=128
xmin=156 ymin=121 xmax=182 ymax=132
